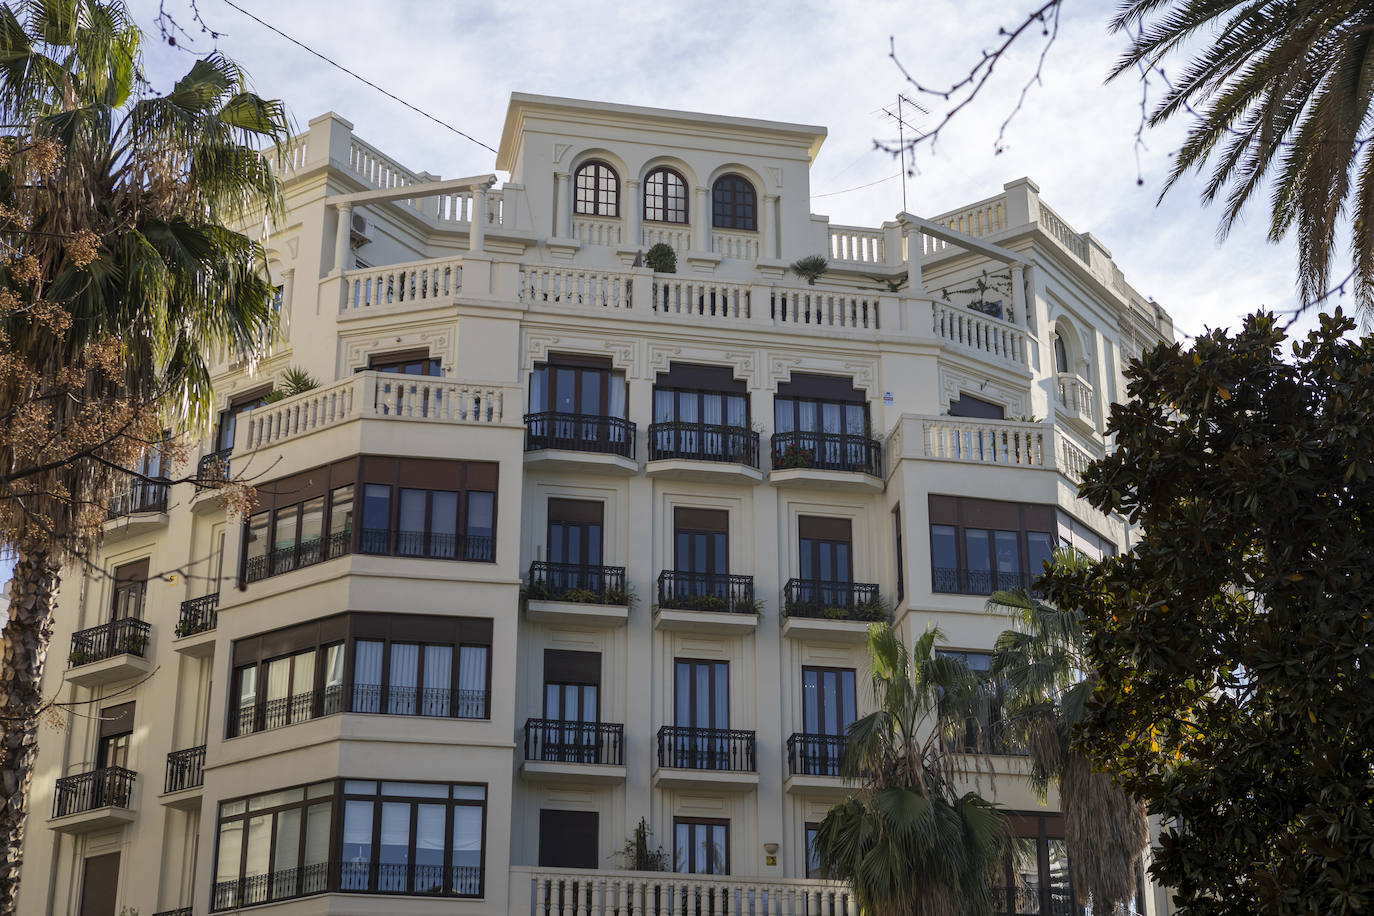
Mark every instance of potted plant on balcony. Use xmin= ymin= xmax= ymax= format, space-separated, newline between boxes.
xmin=790 ymin=254 xmax=829 ymax=285
xmin=774 ymin=443 xmax=815 ymax=469
xmin=644 ymin=243 xmax=677 ymax=274
xmin=616 ymin=818 xmax=669 ymax=871
xmin=262 ymin=367 xmax=320 ymax=402
xmin=67 ymin=648 xmax=92 ymax=667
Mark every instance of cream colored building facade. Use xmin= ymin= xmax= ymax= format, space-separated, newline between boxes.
xmin=17 ymin=93 xmax=1174 ymax=916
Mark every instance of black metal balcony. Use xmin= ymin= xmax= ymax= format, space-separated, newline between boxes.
xmin=107 ymin=480 xmax=169 ymax=519
xmin=164 ymin=745 xmax=205 ymax=793
xmin=523 ymin=718 xmax=625 ymax=766
xmin=53 ymin=766 xmax=135 ymax=817
xmin=349 ymin=684 xmax=490 ymax=720
xmin=338 ymin=861 xmax=481 ymax=897
xmin=932 ymin=566 xmax=1026 ymax=595
xmin=657 ymin=726 xmax=756 ymax=772
xmin=232 ymin=685 xmax=343 ymax=737
xmin=524 ymin=411 xmax=636 ymax=459
xmin=787 ymin=733 xmax=848 ymax=777
xmin=782 ymin=578 xmax=884 ymax=622
xmin=360 ymin=528 xmax=494 ymax=562
xmin=657 ymin=570 xmax=756 ymax=614
xmin=770 ymin=430 xmax=882 ymax=476
xmin=648 ymin=421 xmax=759 ymax=468
xmin=152 ymin=908 xmax=192 ymax=916
xmin=175 ymin=594 xmax=219 ymax=638
xmin=242 ymin=530 xmax=352 ymax=584
xmin=196 ymin=448 xmax=232 ymax=489
xmin=69 ymin=617 xmax=150 ymax=667
xmin=211 ymin=862 xmax=329 ymax=911
xmin=527 ymin=561 xmax=627 ymax=605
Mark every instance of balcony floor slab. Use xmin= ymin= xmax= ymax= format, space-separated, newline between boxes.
xmin=526 ymin=600 xmax=629 ymax=627
xmin=101 ymin=511 xmax=169 ymax=540
xmin=49 ymin=805 xmax=135 ymax=834
xmin=524 ymin=450 xmax=638 ymax=476
xmin=645 ymin=459 xmax=763 ymax=485
xmin=652 ymin=768 xmax=759 ymax=792
xmin=781 ymin=616 xmax=876 ymax=643
xmin=784 ymin=773 xmax=855 ymax=796
xmin=159 ymin=786 xmax=203 ymax=810
xmin=768 ymin=468 xmax=884 ymax=492
xmin=653 ymin=608 xmax=759 ymax=635
xmin=65 ymin=653 xmax=154 ymax=688
xmin=520 ymin=761 xmax=627 ymax=784
xmin=171 ymin=628 xmax=217 ymax=657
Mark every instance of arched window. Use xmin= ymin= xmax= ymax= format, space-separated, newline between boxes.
xmin=712 ymin=175 xmax=757 ymax=230
xmin=574 ymin=161 xmax=619 ymax=217
xmin=644 ymin=168 xmax=687 ymax=223
xmin=1054 ymin=331 xmax=1069 ymax=374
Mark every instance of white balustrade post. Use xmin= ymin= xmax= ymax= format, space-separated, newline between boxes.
xmin=761 ymin=194 xmax=778 ymax=260
xmin=471 ymin=185 xmax=488 ymax=252
xmin=536 ymin=877 xmax=549 ymax=916
xmin=626 ymin=178 xmax=642 ymax=248
xmin=1010 ymin=262 xmax=1026 ymax=325
xmin=556 ymin=172 xmax=573 ymax=238
xmin=903 ymin=223 xmax=924 ymax=294
xmin=333 ymin=202 xmax=353 ymax=274
xmin=693 ymin=186 xmax=710 ymax=252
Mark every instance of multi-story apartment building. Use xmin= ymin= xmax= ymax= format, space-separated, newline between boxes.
xmin=17 ymin=93 xmax=1174 ymax=916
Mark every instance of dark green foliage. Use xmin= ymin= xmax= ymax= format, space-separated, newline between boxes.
xmin=1043 ymin=311 xmax=1374 ymax=914
xmin=644 ymin=243 xmax=676 ymax=274
xmin=790 ymin=254 xmax=828 ymax=285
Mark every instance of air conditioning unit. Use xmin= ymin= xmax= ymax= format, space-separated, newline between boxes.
xmin=349 ymin=212 xmax=372 ymax=248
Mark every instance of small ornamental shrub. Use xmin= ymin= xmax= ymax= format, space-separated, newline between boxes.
xmin=790 ymin=254 xmax=829 ymax=285
xmin=644 ymin=243 xmax=677 ymax=274
xmin=775 ymin=443 xmax=815 ymax=469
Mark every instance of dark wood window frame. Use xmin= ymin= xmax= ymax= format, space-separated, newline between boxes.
xmin=928 ymin=496 xmax=1058 ymax=596
xmin=674 ymin=658 xmax=729 ymax=730
xmin=574 ymin=161 xmax=619 ymax=217
xmin=644 ymin=167 xmax=688 ymax=224
xmin=216 ymin=386 xmax=274 ymax=453
xmin=805 ymin=822 xmax=821 ymax=878
xmin=110 ymin=559 xmax=149 ymax=621
xmin=211 ymin=780 xmax=335 ymax=910
xmin=711 ymin=174 xmax=757 ymax=231
xmin=674 ymin=816 xmax=730 ymax=875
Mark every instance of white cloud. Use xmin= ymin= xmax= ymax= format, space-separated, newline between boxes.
xmin=131 ymin=0 xmax=1356 ymax=341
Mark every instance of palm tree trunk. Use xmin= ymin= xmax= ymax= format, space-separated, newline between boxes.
xmin=0 ymin=544 xmax=61 ymax=916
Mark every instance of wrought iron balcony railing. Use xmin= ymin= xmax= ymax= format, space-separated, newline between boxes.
xmin=656 ymin=726 xmax=756 ymax=772
xmin=69 ymin=617 xmax=150 ymax=667
xmin=526 ymin=561 xmax=628 ymax=605
xmin=524 ymin=411 xmax=635 ymax=459
xmin=657 ymin=570 xmax=756 ymax=614
xmin=770 ymin=430 xmax=882 ymax=476
xmin=196 ymin=448 xmax=232 ymax=489
xmin=782 ymin=578 xmax=884 ymax=622
xmin=211 ymin=862 xmax=329 ymax=911
xmin=349 ymin=684 xmax=490 ymax=720
xmin=175 ymin=593 xmax=219 ymax=638
xmin=523 ymin=718 xmax=625 ymax=766
xmin=338 ymin=861 xmax=481 ymax=897
xmin=164 ymin=745 xmax=205 ymax=793
xmin=360 ymin=528 xmax=495 ymax=562
xmin=53 ymin=766 xmax=135 ymax=817
xmin=242 ymin=531 xmax=352 ymax=584
xmin=107 ymin=480 xmax=169 ymax=519
xmin=932 ymin=566 xmax=1027 ymax=596
xmin=787 ymin=733 xmax=848 ymax=777
xmin=232 ymin=685 xmax=344 ymax=737
xmin=648 ymin=421 xmax=759 ymax=468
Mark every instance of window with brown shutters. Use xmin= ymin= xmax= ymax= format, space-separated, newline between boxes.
xmin=539 ymin=809 xmax=599 ymax=869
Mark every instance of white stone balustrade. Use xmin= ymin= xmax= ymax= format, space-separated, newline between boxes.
xmin=271 ymin=136 xmax=309 ymax=176
xmin=1056 ymin=373 xmax=1095 ymax=426
xmin=240 ymin=371 xmax=516 ymax=452
xmin=931 ymin=193 xmax=1007 ymax=239
xmin=642 ymin=224 xmax=690 ymax=252
xmin=520 ymin=266 xmax=633 ymax=309
xmin=651 ymin=276 xmax=752 ymax=320
xmin=513 ymin=867 xmax=857 ymax=916
xmin=342 ymin=257 xmax=464 ymax=312
xmin=931 ymin=301 xmax=1026 ymax=366
xmin=574 ymin=217 xmax=623 ymax=247
xmin=1035 ymin=201 xmax=1089 ymax=262
xmin=772 ymin=287 xmax=880 ymax=329
xmin=1057 ymin=435 xmax=1095 ymax=484
xmin=348 ymin=136 xmax=423 ymax=192
xmin=712 ymin=229 xmax=759 ymax=260
xmin=920 ymin=416 xmax=1047 ymax=467
xmin=828 ymin=225 xmax=885 ymax=263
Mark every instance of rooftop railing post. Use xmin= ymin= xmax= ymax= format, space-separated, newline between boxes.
xmin=333 ymin=202 xmax=353 ymax=276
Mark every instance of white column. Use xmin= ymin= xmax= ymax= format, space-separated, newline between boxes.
xmin=761 ymin=194 xmax=778 ymax=260
xmin=554 ymin=171 xmax=571 ymax=238
xmin=626 ymin=178 xmax=642 ymax=248
xmin=903 ymin=223 xmax=924 ymax=294
xmin=693 ymin=186 xmax=710 ymax=251
xmin=470 ymin=185 xmax=487 ymax=252
xmin=333 ymin=202 xmax=352 ymax=274
xmin=1010 ymin=263 xmax=1026 ymax=325
xmin=280 ymin=267 xmax=295 ymax=332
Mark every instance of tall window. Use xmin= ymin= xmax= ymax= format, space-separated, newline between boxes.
xmin=800 ymin=667 xmax=856 ymax=775
xmin=805 ymin=823 xmax=822 ymax=878
xmin=339 ymin=780 xmax=485 ymax=897
xmin=893 ymin=506 xmax=905 ymax=604
xmin=212 ymin=782 xmax=334 ymax=909
xmin=547 ymin=499 xmax=603 ymax=567
xmin=651 ymin=363 xmax=750 ymax=462
xmin=644 ymin=167 xmax=687 ymax=223
xmin=1054 ymin=331 xmax=1069 ymax=373
xmin=529 ymin=360 xmax=627 ymax=420
xmin=110 ymin=559 xmax=148 ymax=620
xmin=675 ymin=508 xmax=729 ymax=577
xmin=929 ymin=496 xmax=1060 ymax=595
xmin=540 ymin=649 xmax=601 ymax=764
xmin=574 ymin=161 xmax=619 ymax=217
xmin=711 ymin=175 xmax=756 ymax=230
xmin=675 ymin=659 xmax=728 ymax=731
xmin=231 ymin=644 xmax=344 ymax=736
xmin=774 ymin=373 xmax=872 ymax=471
xmin=994 ymin=814 xmax=1078 ymax=916
xmin=352 ymin=639 xmax=488 ymax=720
xmin=97 ymin=702 xmax=134 ymax=770
xmin=675 ymin=818 xmax=729 ymax=874
xmin=216 ymin=387 xmax=273 ymax=453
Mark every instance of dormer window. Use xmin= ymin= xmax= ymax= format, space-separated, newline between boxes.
xmin=574 ymin=161 xmax=619 ymax=217
xmin=712 ymin=175 xmax=756 ymax=231
xmin=644 ymin=168 xmax=687 ymax=224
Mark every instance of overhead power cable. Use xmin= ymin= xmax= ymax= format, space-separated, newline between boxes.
xmin=219 ymin=0 xmax=498 ymax=155
xmin=812 ymin=173 xmax=900 ymax=199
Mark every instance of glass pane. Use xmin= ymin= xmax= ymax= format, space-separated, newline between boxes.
xmin=931 ymin=525 xmax=958 ymax=592
xmin=608 ymin=375 xmax=627 ymax=419
xmin=273 ymin=507 xmax=297 ymax=553
xmin=343 ymin=780 xmax=377 ymax=794
xmin=380 ymin=781 xmax=448 ymax=798
xmin=329 ymin=485 xmax=354 ymax=541
xmin=272 ymin=808 xmax=301 ymax=890
xmin=341 ymin=800 xmax=373 ymax=890
xmin=1027 ymin=532 xmax=1054 ymax=582
xmin=965 ymin=529 xmax=992 ymax=593
xmin=216 ymin=820 xmax=243 ymax=883
xmin=362 ymin=485 xmax=391 ymax=553
xmin=799 ymin=401 xmax=817 ymax=432
xmin=244 ymin=814 xmax=272 ymax=883
xmin=995 ymin=530 xmax=1021 ymax=590
xmin=451 ymin=785 xmax=485 ymax=800
xmin=379 ymin=803 xmax=410 ymax=892
xmin=802 ymin=669 xmax=818 ymax=733
xmin=712 ymin=663 xmax=728 ymax=729
xmin=675 ymin=822 xmax=690 ymax=873
xmin=654 ymin=389 xmax=674 ymax=422
xmin=353 ymin=640 xmax=384 ymax=713
xmin=422 ymin=646 xmax=453 ymax=716
xmin=529 ymin=366 xmax=546 ymax=413
xmin=304 ymin=802 xmax=332 ymax=893
xmin=675 ymin=662 xmax=690 ymax=726
xmin=248 ymin=787 xmax=304 ymax=810
xmin=452 ymin=806 xmax=483 ymax=894
xmin=555 ymin=368 xmax=576 ymax=413
xmin=398 ymin=489 xmax=427 ymax=556
xmin=246 ymin=513 xmax=269 ymax=562
xmin=389 ymin=644 xmax=420 ymax=715
xmin=431 ymin=492 xmax=458 ymax=558
xmin=458 ymin=646 xmax=488 ymax=718
xmin=300 ymin=497 xmax=324 ymax=545
xmin=774 ymin=399 xmax=794 ymax=433
xmin=415 ymin=804 xmax=446 ymax=891
xmin=465 ymin=492 xmax=494 ymax=554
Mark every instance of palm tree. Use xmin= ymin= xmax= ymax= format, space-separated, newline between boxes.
xmin=0 ymin=3 xmax=286 ymax=909
xmin=1110 ymin=0 xmax=1374 ymax=313
xmin=986 ymin=550 xmax=1148 ymax=914
xmin=812 ymin=625 xmax=1010 ymax=916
